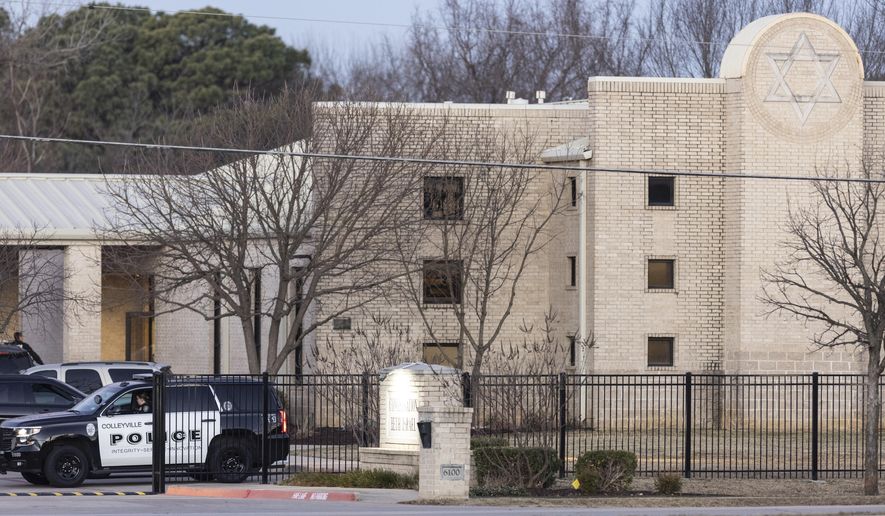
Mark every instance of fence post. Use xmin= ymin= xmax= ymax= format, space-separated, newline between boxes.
xmin=462 ymin=372 xmax=472 ymax=407
xmin=558 ymin=372 xmax=567 ymax=478
xmin=811 ymin=371 xmax=819 ymax=481
xmin=261 ymin=372 xmax=269 ymax=485
xmin=684 ymin=372 xmax=692 ymax=479
xmin=151 ymin=370 xmax=166 ymax=494
xmin=361 ymin=371 xmax=370 ymax=447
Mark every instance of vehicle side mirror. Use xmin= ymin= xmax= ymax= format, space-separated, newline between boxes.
xmin=93 ymin=394 xmax=103 ymax=405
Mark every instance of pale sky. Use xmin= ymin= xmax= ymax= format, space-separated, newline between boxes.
xmin=106 ymin=1 xmax=439 ymax=51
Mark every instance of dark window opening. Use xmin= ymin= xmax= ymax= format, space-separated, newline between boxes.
xmin=423 ymin=342 xmax=460 ymax=368
xmin=648 ymin=176 xmax=675 ymax=206
xmin=293 ymin=269 xmax=304 ymax=378
xmin=648 ymin=259 xmax=675 ymax=289
xmin=424 ymin=177 xmax=464 ymax=220
xmin=213 ymin=272 xmax=222 ymax=375
xmin=568 ymin=335 xmax=576 ymax=367
xmin=648 ymin=337 xmax=674 ymax=366
xmin=423 ymin=260 xmax=463 ymax=304
xmin=570 ymin=176 xmax=577 ymax=207
xmin=568 ymin=256 xmax=576 ymax=287
xmin=253 ymin=268 xmax=262 ymax=364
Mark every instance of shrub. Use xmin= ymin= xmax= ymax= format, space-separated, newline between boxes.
xmin=281 ymin=470 xmax=417 ymax=489
xmin=473 ymin=447 xmax=560 ymax=489
xmin=471 ymin=436 xmax=509 ymax=449
xmin=470 ymin=485 xmax=529 ymax=497
xmin=654 ymin=473 xmax=682 ymax=495
xmin=574 ymin=450 xmax=637 ymax=494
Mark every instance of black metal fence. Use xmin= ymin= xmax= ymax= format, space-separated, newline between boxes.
xmin=148 ymin=371 xmax=885 ymax=493
xmin=469 ymin=372 xmax=885 ymax=479
xmin=150 ymin=372 xmax=379 ymax=493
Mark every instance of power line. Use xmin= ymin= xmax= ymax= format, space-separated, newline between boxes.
xmin=16 ymin=0 xmax=885 ymax=56
xmin=1 ymin=133 xmax=883 ymax=184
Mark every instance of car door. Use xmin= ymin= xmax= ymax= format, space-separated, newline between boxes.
xmin=96 ymin=388 xmax=153 ymax=467
xmin=165 ymin=385 xmax=221 ymax=466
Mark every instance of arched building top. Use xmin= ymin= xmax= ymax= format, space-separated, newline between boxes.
xmin=719 ymin=12 xmax=863 ymax=80
xmin=719 ymin=12 xmax=864 ymax=141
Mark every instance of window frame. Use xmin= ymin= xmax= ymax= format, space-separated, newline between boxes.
xmin=647 ymin=336 xmax=675 ymax=367
xmin=423 ymin=176 xmax=465 ymax=221
xmin=422 ymin=342 xmax=462 ymax=368
xmin=568 ymin=335 xmax=576 ymax=367
xmin=647 ymin=258 xmax=676 ymax=290
xmin=647 ymin=176 xmax=676 ymax=208
xmin=422 ymin=260 xmax=463 ymax=305
xmin=569 ymin=176 xmax=577 ymax=208
xmin=567 ymin=255 xmax=577 ymax=288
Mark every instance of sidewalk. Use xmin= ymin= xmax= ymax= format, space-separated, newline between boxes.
xmin=165 ymin=482 xmax=418 ymax=504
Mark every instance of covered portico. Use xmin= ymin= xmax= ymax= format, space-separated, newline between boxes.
xmin=0 ymin=173 xmax=153 ymax=364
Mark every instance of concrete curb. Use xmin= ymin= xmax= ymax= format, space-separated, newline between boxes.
xmin=165 ymin=485 xmax=359 ymax=502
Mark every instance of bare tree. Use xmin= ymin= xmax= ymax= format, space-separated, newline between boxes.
xmin=318 ymin=0 xmax=648 ymax=103
xmin=392 ymin=122 xmax=571 ymax=382
xmin=0 ymin=226 xmax=84 ymax=341
xmin=761 ymin=159 xmax=885 ymax=495
xmin=102 ymin=87 xmax=441 ymax=374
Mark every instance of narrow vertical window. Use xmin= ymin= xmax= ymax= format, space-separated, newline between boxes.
xmin=570 ymin=176 xmax=577 ymax=207
xmin=568 ymin=256 xmax=576 ymax=287
xmin=253 ymin=268 xmax=262 ymax=362
xmin=213 ymin=272 xmax=221 ymax=375
xmin=568 ymin=335 xmax=576 ymax=367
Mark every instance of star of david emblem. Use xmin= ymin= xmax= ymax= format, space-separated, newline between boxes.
xmin=764 ymin=32 xmax=841 ymax=125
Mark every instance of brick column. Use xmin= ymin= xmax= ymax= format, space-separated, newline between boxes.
xmin=417 ymin=405 xmax=473 ymax=501
xmin=63 ymin=245 xmax=102 ymax=362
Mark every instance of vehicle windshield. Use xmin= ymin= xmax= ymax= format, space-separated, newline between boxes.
xmin=69 ymin=383 xmax=131 ymax=414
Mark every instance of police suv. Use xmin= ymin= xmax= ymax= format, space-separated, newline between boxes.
xmin=0 ymin=377 xmax=289 ymax=487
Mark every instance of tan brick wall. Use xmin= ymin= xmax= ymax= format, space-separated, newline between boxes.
xmin=585 ymin=78 xmax=726 ymax=373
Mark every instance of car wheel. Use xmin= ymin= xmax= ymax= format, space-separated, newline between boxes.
xmin=21 ymin=472 xmax=49 ymax=485
xmin=44 ymin=444 xmax=90 ymax=488
xmin=209 ymin=437 xmax=253 ymax=483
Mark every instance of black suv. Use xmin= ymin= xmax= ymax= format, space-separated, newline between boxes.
xmin=0 ymin=375 xmax=85 ymax=426
xmin=0 ymin=345 xmax=35 ymax=374
xmin=0 ymin=377 xmax=289 ymax=487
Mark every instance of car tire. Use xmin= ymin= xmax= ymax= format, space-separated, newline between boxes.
xmin=209 ymin=437 xmax=253 ymax=483
xmin=44 ymin=444 xmax=90 ymax=488
xmin=21 ymin=472 xmax=50 ymax=485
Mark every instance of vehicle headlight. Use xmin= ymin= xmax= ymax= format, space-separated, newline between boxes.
xmin=14 ymin=427 xmax=40 ymax=444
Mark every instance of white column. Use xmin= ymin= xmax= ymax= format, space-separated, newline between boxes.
xmin=62 ymin=244 xmax=102 ymax=362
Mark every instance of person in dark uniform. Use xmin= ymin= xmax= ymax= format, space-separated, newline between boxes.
xmin=12 ymin=331 xmax=43 ymax=365
xmin=134 ymin=391 xmax=151 ymax=413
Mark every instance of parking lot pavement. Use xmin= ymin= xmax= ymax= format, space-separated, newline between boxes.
xmin=0 ymin=471 xmax=152 ymax=494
